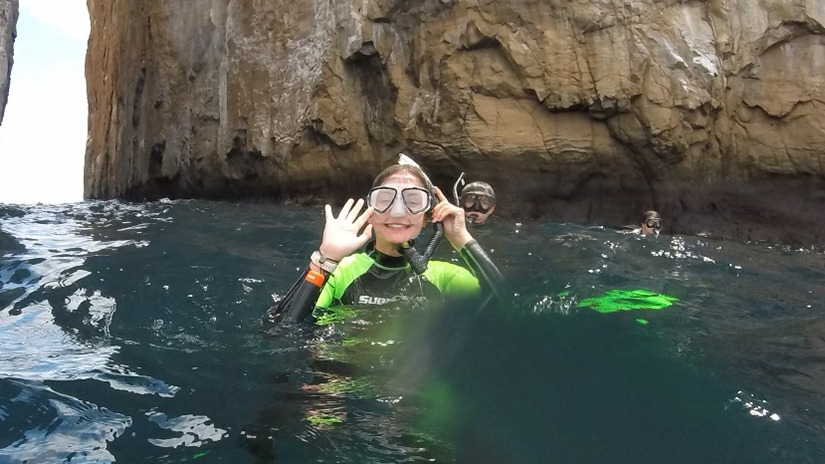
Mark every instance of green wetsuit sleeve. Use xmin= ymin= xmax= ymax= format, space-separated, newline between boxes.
xmin=315 ymin=253 xmax=374 ymax=309
xmin=424 ymin=261 xmax=480 ymax=298
xmin=315 ymin=276 xmax=335 ymax=309
xmin=267 ymin=254 xmax=377 ymax=325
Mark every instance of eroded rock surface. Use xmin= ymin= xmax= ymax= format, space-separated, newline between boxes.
xmin=85 ymin=0 xmax=825 ymax=246
xmin=0 ymin=0 xmax=17 ymax=126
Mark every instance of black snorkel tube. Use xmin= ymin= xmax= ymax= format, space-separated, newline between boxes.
xmin=395 ymin=153 xmax=447 ymax=275
xmin=397 ymin=222 xmax=444 ymax=275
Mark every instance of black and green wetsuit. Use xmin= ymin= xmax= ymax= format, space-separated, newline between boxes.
xmin=270 ymin=239 xmax=505 ymax=325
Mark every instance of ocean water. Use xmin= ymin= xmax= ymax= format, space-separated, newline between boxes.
xmin=1 ymin=199 xmax=824 ymax=463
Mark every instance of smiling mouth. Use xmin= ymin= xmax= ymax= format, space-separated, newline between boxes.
xmin=384 ymin=223 xmax=411 ymax=229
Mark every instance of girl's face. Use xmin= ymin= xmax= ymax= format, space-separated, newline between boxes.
xmin=368 ymin=173 xmax=429 ymax=253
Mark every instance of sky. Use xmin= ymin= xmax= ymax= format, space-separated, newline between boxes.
xmin=0 ymin=0 xmax=89 ymax=204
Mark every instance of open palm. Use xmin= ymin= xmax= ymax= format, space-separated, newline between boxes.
xmin=319 ymin=198 xmax=373 ymax=261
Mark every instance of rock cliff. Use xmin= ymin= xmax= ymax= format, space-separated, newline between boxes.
xmin=0 ymin=0 xmax=17 ymax=126
xmin=85 ymin=0 xmax=825 ymax=246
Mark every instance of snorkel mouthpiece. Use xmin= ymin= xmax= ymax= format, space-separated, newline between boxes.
xmin=396 ymin=215 xmax=444 ymax=275
xmin=398 ymin=240 xmax=428 ymax=275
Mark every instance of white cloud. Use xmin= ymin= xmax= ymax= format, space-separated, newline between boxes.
xmin=21 ymin=0 xmax=90 ymax=42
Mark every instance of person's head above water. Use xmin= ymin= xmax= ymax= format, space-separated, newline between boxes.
xmin=641 ymin=210 xmax=661 ymax=236
xmin=459 ymin=181 xmax=496 ymax=224
xmin=366 ymin=161 xmax=434 ymax=254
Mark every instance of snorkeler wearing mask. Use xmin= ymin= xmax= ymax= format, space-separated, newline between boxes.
xmin=639 ymin=210 xmax=662 ymax=236
xmin=460 ymin=181 xmax=496 ymax=224
xmin=452 ymin=173 xmax=496 ymax=224
xmin=268 ymin=156 xmax=505 ymax=325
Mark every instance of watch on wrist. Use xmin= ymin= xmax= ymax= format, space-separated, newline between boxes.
xmin=311 ymin=251 xmax=338 ymax=274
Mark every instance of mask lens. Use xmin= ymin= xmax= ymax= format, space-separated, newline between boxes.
xmin=462 ymin=194 xmax=477 ymax=209
xmin=368 ymin=187 xmax=397 ymax=213
xmin=401 ymin=187 xmax=430 ymax=214
xmin=479 ymin=195 xmax=493 ymax=210
xmin=369 ymin=186 xmax=430 ymax=214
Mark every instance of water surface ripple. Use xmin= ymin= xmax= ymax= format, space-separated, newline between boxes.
xmin=1 ymin=200 xmax=824 ymax=463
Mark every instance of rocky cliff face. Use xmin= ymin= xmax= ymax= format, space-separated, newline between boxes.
xmin=0 ymin=0 xmax=17 ymax=126
xmin=85 ymin=0 xmax=825 ymax=246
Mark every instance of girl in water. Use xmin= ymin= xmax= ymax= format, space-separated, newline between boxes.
xmin=269 ymin=157 xmax=505 ymax=324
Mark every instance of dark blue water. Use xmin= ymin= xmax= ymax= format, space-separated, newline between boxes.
xmin=1 ymin=200 xmax=824 ymax=463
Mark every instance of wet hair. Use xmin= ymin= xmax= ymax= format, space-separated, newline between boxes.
xmin=461 ymin=181 xmax=496 ymax=200
xmin=372 ymin=164 xmax=433 ymax=191
xmin=642 ymin=210 xmax=661 ymax=228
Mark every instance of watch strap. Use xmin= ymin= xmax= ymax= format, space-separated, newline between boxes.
xmin=311 ymin=251 xmax=338 ymax=274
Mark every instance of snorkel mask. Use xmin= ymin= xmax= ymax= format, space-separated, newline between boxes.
xmin=645 ymin=219 xmax=661 ymax=237
xmin=641 ymin=211 xmax=662 ymax=237
xmin=367 ymin=185 xmax=431 ymax=215
xmin=461 ymin=192 xmax=495 ymax=214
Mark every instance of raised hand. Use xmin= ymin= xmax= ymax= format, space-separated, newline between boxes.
xmin=431 ymin=186 xmax=473 ymax=249
xmin=318 ymin=198 xmax=374 ymax=261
